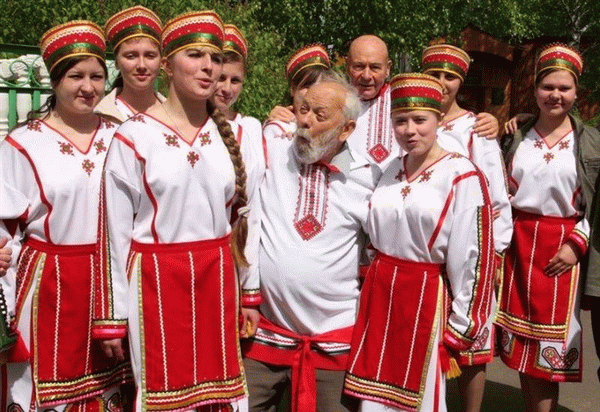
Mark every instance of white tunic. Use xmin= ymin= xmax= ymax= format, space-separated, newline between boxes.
xmin=347 ymin=84 xmax=402 ymax=172
xmin=363 ymin=153 xmax=494 ymax=412
xmin=101 ymin=112 xmax=261 ymax=323
xmin=0 ymin=117 xmax=119 ymax=410
xmin=437 ymin=111 xmax=512 ymax=252
xmin=508 ymin=127 xmax=589 ymax=235
xmin=257 ymin=120 xmax=381 ymax=335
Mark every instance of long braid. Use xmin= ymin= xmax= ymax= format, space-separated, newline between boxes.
xmin=207 ymin=100 xmax=249 ymax=267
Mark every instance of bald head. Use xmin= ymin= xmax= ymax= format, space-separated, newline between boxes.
xmin=347 ymin=35 xmax=391 ymax=100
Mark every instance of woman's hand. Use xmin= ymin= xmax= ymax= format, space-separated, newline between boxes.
xmin=0 ymin=238 xmax=11 ymax=277
xmin=267 ymin=105 xmax=295 ymax=124
xmin=544 ymin=241 xmax=579 ymax=277
xmin=100 ymin=338 xmax=125 ymax=361
xmin=239 ymin=307 xmax=260 ymax=338
xmin=503 ymin=113 xmax=534 ymax=135
xmin=473 ymin=112 xmax=499 ymax=139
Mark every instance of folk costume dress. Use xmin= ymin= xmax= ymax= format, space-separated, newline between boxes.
xmin=0 ymin=117 xmax=131 ymax=411
xmin=495 ymin=126 xmax=589 ymax=382
xmin=348 ymin=84 xmax=401 ymax=171
xmin=437 ymin=110 xmax=513 ymax=365
xmin=242 ymin=120 xmax=380 ymax=412
xmin=345 ymin=153 xmax=495 ymax=412
xmin=98 ymin=112 xmax=260 ymax=412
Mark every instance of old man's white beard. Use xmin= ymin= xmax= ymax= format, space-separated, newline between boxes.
xmin=293 ymin=126 xmax=342 ymax=165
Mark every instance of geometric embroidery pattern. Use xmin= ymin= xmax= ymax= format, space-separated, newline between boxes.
xmin=94 ymin=139 xmax=107 ymax=154
xmin=27 ymin=120 xmax=42 ymax=132
xmin=165 ymin=133 xmax=179 ymax=147
xmin=199 ymin=132 xmax=212 ymax=146
xmin=293 ymin=164 xmax=330 ymax=240
xmin=187 ymin=151 xmax=200 ymax=167
xmin=82 ymin=159 xmax=95 ymax=176
xmin=559 ymin=140 xmax=570 ymax=150
xmin=541 ymin=347 xmax=578 ymax=370
xmin=543 ymin=152 xmax=554 ymax=163
xmin=366 ymin=89 xmax=392 ymax=164
xmin=59 ymin=142 xmax=75 ymax=156
xmin=534 ymin=139 xmax=544 ymax=149
xmin=401 ymin=185 xmax=411 ymax=199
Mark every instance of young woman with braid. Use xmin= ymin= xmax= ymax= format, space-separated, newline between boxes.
xmin=97 ymin=10 xmax=259 ymax=412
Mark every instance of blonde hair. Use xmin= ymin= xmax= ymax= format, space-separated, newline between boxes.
xmin=207 ymin=100 xmax=249 ymax=266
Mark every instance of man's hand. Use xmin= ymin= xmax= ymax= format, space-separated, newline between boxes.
xmin=267 ymin=105 xmax=295 ymax=123
xmin=0 ymin=238 xmax=11 ymax=277
xmin=473 ymin=112 xmax=499 ymax=139
xmin=100 ymin=338 xmax=125 ymax=361
xmin=503 ymin=113 xmax=534 ymax=135
xmin=545 ymin=242 xmax=579 ymax=277
xmin=239 ymin=307 xmax=261 ymax=338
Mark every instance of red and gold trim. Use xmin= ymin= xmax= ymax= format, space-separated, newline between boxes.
xmin=162 ymin=10 xmax=224 ymax=58
xmin=285 ymin=44 xmax=330 ymax=82
xmin=390 ymin=73 xmax=443 ymax=114
xmin=223 ymin=23 xmax=248 ymax=60
xmin=40 ymin=20 xmax=106 ymax=72
xmin=422 ymin=44 xmax=470 ymax=82
xmin=537 ymin=43 xmax=583 ymax=81
xmin=105 ymin=5 xmax=162 ymax=50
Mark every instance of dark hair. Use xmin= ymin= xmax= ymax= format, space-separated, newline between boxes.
xmin=223 ymin=50 xmax=246 ymax=72
xmin=207 ymin=100 xmax=249 ymax=267
xmin=19 ymin=56 xmax=108 ymax=127
xmin=289 ymin=65 xmax=329 ymax=92
xmin=535 ymin=67 xmax=578 ymax=86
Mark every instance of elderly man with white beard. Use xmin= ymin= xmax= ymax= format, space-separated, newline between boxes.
xmin=242 ymin=73 xmax=380 ymax=412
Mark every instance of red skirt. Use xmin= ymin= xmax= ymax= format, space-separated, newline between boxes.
xmin=496 ymin=210 xmax=579 ymax=342
xmin=130 ymin=236 xmax=246 ymax=411
xmin=344 ymin=253 xmax=444 ymax=411
xmin=16 ymin=238 xmax=131 ymax=406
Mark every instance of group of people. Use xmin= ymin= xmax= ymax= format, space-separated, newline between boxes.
xmin=0 ymin=5 xmax=598 ymax=412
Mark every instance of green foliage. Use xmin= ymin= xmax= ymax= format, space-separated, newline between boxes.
xmin=2 ymin=0 xmax=599 ymax=119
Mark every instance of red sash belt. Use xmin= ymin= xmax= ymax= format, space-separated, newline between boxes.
xmin=243 ymin=316 xmax=353 ymax=412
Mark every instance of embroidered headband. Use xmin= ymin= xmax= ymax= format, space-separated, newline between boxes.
xmin=422 ymin=44 xmax=471 ymax=82
xmin=105 ymin=5 xmax=162 ymax=51
xmin=286 ymin=44 xmax=331 ymax=82
xmin=536 ymin=43 xmax=583 ymax=82
xmin=162 ymin=10 xmax=224 ymax=58
xmin=40 ymin=20 xmax=106 ymax=73
xmin=390 ymin=73 xmax=443 ymax=114
xmin=223 ymin=24 xmax=248 ymax=60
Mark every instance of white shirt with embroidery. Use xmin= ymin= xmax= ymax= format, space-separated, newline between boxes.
xmin=258 ymin=121 xmax=381 ymax=335
xmin=368 ymin=153 xmax=495 ymax=341
xmin=101 ymin=113 xmax=261 ymax=320
xmin=437 ymin=111 xmax=512 ymax=252
xmin=508 ymin=127 xmax=589 ymax=240
xmin=347 ymin=84 xmax=402 ymax=172
xmin=0 ymin=117 xmax=117 ymax=318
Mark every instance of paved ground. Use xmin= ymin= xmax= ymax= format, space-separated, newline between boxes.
xmin=446 ymin=310 xmax=599 ymax=412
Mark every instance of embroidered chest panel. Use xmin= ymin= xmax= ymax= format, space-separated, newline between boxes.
xmin=293 ymin=164 xmax=331 ymax=240
xmin=365 ymin=92 xmax=393 ymax=163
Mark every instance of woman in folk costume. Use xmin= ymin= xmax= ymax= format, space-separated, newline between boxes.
xmin=95 ymin=5 xmax=164 ymax=123
xmin=211 ymin=24 xmax=262 ymax=153
xmin=496 ymin=44 xmax=600 ymax=412
xmin=0 ymin=21 xmax=131 ymax=410
xmin=421 ymin=43 xmax=513 ymax=412
xmin=262 ymin=44 xmax=332 ymax=142
xmin=344 ymin=73 xmax=496 ymax=412
xmin=98 ymin=10 xmax=260 ymax=412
